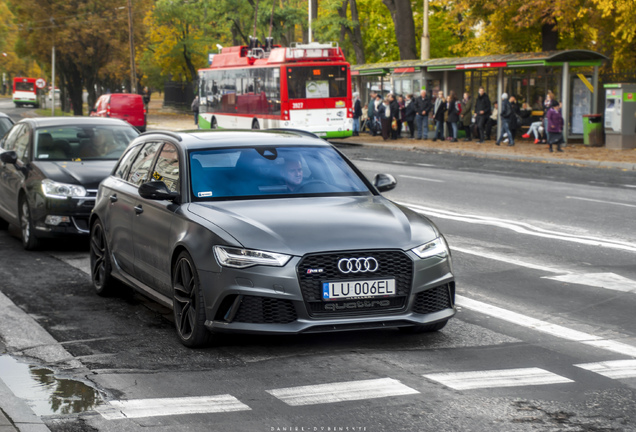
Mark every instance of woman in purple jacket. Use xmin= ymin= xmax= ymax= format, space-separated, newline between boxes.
xmin=546 ymin=99 xmax=564 ymax=152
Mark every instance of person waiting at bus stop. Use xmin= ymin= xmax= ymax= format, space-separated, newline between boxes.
xmin=414 ymin=89 xmax=432 ymax=140
xmin=432 ymin=91 xmax=446 ymax=142
xmin=496 ymin=93 xmax=515 ymax=147
xmin=352 ymin=92 xmax=362 ymax=136
xmin=474 ymin=86 xmax=491 ymax=143
xmin=191 ymin=95 xmax=200 ymax=127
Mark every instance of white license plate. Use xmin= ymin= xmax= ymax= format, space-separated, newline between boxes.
xmin=322 ymin=279 xmax=396 ymax=301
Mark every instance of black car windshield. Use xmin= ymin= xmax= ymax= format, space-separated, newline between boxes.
xmin=35 ymin=125 xmax=138 ymax=161
xmin=190 ymin=145 xmax=371 ymax=200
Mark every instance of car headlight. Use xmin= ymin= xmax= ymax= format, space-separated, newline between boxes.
xmin=41 ymin=179 xmax=87 ymax=199
xmin=411 ymin=237 xmax=448 ymax=259
xmin=214 ymin=246 xmax=292 ymax=269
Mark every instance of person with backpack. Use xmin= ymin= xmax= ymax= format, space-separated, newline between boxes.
xmin=496 ymin=93 xmax=515 ymax=147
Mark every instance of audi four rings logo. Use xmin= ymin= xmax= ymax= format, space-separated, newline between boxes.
xmin=338 ymin=257 xmax=379 ymax=273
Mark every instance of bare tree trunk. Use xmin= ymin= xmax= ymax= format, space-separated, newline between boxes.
xmin=381 ymin=0 xmax=417 ymax=60
xmin=349 ymin=0 xmax=366 ymax=64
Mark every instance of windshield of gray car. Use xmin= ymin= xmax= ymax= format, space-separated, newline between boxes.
xmin=0 ymin=118 xmax=13 ymax=137
xmin=190 ymin=145 xmax=372 ymax=200
xmin=34 ymin=125 xmax=139 ymax=161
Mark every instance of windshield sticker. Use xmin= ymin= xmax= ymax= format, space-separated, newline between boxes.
xmin=198 ymin=191 xmax=213 ymax=197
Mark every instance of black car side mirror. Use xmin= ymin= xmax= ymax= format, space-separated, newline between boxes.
xmin=373 ymin=173 xmax=397 ymax=192
xmin=139 ymin=181 xmax=179 ymax=201
xmin=0 ymin=151 xmax=17 ymax=165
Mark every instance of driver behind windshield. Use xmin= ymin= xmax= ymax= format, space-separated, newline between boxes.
xmin=80 ymin=129 xmax=117 ymax=158
xmin=282 ymin=157 xmax=303 ymax=192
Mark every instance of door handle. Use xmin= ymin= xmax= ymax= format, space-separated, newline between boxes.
xmin=134 ymin=205 xmax=143 ymax=214
xmin=109 ymin=195 xmax=118 ymax=203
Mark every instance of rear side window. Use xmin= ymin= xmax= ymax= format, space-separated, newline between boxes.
xmin=127 ymin=142 xmax=162 ymax=186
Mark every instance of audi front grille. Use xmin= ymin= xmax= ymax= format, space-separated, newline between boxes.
xmin=297 ymin=250 xmax=413 ymax=318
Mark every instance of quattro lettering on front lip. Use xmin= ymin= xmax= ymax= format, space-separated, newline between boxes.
xmin=324 ymin=300 xmax=391 ymax=311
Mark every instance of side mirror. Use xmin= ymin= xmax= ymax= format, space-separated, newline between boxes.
xmin=0 ymin=151 xmax=17 ymax=165
xmin=139 ymin=180 xmax=179 ymax=201
xmin=373 ymin=173 xmax=397 ymax=192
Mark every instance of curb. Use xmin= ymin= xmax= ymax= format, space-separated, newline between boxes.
xmin=0 ymin=375 xmax=50 ymax=432
xmin=329 ymin=140 xmax=636 ymax=171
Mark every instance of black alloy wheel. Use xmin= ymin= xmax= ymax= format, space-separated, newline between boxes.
xmin=90 ymin=220 xmax=119 ymax=296
xmin=20 ymin=199 xmax=39 ymax=251
xmin=172 ymin=251 xmax=212 ymax=347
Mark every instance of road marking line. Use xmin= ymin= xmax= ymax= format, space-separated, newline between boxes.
xmin=423 ymin=368 xmax=573 ymax=390
xmin=457 ymin=295 xmax=636 ymax=357
xmin=399 ymin=175 xmax=445 ymax=183
xmin=266 ymin=378 xmax=419 ymax=406
xmin=95 ymin=395 xmax=251 ymax=420
xmin=415 ymin=163 xmax=436 ymax=167
xmin=543 ymin=272 xmax=636 ymax=293
xmin=452 ymin=246 xmax=567 ymax=274
xmin=401 ymin=202 xmax=636 ymax=253
xmin=566 ymin=196 xmax=636 ymax=208
xmin=574 ymin=360 xmax=636 ymax=379
xmin=624 ymin=185 xmax=636 ymax=189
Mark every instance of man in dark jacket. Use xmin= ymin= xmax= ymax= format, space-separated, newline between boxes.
xmin=474 ymin=87 xmax=491 ymax=143
xmin=413 ymin=89 xmax=432 ymax=140
xmin=496 ymin=93 xmax=515 ymax=147
xmin=432 ymin=90 xmax=446 ymax=142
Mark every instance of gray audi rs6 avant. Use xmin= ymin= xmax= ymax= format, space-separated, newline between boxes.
xmin=90 ymin=130 xmax=456 ymax=347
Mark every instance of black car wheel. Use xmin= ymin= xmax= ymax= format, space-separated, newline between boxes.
xmin=399 ymin=319 xmax=448 ymax=334
xmin=90 ymin=220 xmax=120 ymax=296
xmin=173 ymin=251 xmax=212 ymax=347
xmin=20 ymin=199 xmax=39 ymax=250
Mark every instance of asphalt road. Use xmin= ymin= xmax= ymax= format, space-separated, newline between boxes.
xmin=1 ymin=101 xmax=636 ymax=431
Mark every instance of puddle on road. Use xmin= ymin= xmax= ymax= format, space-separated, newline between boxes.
xmin=0 ymin=355 xmax=103 ymax=416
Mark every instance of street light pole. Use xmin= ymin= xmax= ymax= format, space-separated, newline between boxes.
xmin=51 ymin=44 xmax=55 ymax=116
xmin=421 ymin=0 xmax=430 ymax=60
xmin=127 ymin=0 xmax=137 ymax=93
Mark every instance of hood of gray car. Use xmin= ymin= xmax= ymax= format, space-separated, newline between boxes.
xmin=188 ymin=196 xmax=439 ymax=255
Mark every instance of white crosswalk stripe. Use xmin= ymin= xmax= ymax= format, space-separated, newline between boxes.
xmin=266 ymin=378 xmax=419 ymax=406
xmin=574 ymin=360 xmax=636 ymax=379
xmin=95 ymin=395 xmax=251 ymax=420
xmin=423 ymin=368 xmax=574 ymax=390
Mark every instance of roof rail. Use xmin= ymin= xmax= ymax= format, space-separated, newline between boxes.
xmin=266 ymin=128 xmax=321 ymax=139
xmin=138 ymin=130 xmax=183 ymax=142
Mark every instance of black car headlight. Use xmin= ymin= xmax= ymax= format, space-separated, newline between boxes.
xmin=41 ymin=179 xmax=87 ymax=199
xmin=411 ymin=237 xmax=449 ymax=259
xmin=214 ymin=246 xmax=292 ymax=269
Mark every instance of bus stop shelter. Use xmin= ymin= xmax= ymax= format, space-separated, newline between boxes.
xmin=352 ymin=50 xmax=608 ymax=142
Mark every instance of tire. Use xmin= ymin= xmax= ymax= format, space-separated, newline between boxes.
xmin=90 ymin=220 xmax=120 ymax=296
xmin=399 ymin=320 xmax=448 ymax=334
xmin=172 ymin=251 xmax=213 ymax=348
xmin=19 ymin=199 xmax=39 ymax=251
xmin=0 ymin=217 xmax=8 ymax=230
xmin=251 ymin=119 xmax=260 ymax=130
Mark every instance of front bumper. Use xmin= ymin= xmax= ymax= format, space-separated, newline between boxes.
xmin=200 ymin=249 xmax=455 ymax=335
xmin=32 ymin=193 xmax=97 ymax=237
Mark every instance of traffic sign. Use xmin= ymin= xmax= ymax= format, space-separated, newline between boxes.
xmin=35 ymin=78 xmax=46 ymax=89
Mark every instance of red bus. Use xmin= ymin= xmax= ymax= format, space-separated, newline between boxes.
xmin=197 ymin=41 xmax=353 ymax=138
xmin=13 ymin=77 xmax=40 ymax=108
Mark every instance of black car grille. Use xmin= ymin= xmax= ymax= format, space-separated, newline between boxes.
xmin=412 ymin=283 xmax=454 ymax=314
xmin=297 ymin=250 xmax=413 ymax=318
xmin=233 ymin=295 xmax=297 ymax=324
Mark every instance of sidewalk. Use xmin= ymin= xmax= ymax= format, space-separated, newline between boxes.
xmin=145 ymin=99 xmax=636 ymax=171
